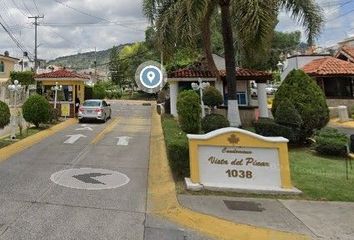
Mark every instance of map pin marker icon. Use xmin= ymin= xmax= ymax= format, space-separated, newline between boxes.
xmin=147 ymin=71 xmax=155 ymax=83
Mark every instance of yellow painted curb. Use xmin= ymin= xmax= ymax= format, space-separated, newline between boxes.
xmin=329 ymin=118 xmax=354 ymax=128
xmin=0 ymin=119 xmax=77 ymax=163
xmin=148 ymin=106 xmax=310 ymax=240
xmin=91 ymin=117 xmax=120 ymax=144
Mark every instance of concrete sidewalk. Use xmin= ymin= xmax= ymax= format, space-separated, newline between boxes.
xmin=178 ymin=194 xmax=354 ymax=240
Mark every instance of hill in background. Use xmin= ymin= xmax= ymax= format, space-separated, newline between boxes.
xmin=47 ymin=44 xmax=129 ymax=70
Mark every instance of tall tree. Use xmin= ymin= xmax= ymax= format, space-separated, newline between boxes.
xmin=143 ymin=0 xmax=324 ymax=126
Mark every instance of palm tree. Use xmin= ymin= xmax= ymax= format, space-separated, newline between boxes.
xmin=143 ymin=0 xmax=323 ymax=126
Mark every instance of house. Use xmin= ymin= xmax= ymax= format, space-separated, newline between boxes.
xmin=302 ymin=57 xmax=354 ymax=108
xmin=0 ymin=51 xmax=19 ymax=101
xmin=0 ymin=51 xmax=19 ymax=83
xmin=335 ymin=45 xmax=354 ymax=63
xmin=35 ymin=69 xmax=89 ymax=117
xmin=168 ymin=55 xmax=272 ymax=126
xmin=338 ymin=36 xmax=354 ymax=48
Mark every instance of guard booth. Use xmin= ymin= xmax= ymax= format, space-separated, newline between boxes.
xmin=35 ymin=69 xmax=89 ymax=118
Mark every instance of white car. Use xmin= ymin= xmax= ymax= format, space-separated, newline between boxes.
xmin=78 ymin=99 xmax=112 ymax=123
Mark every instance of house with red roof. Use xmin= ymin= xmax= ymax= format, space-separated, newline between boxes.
xmin=35 ymin=69 xmax=89 ymax=117
xmin=302 ymin=56 xmax=354 ymax=108
xmin=167 ymin=55 xmax=272 ymax=126
xmin=335 ymin=45 xmax=354 ymax=63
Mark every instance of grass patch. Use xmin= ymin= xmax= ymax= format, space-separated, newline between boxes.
xmin=0 ymin=126 xmax=49 ymax=149
xmin=290 ymin=148 xmax=353 ymax=201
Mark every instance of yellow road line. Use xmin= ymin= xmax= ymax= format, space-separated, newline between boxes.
xmin=148 ymin=105 xmax=310 ymax=240
xmin=0 ymin=119 xmax=77 ymax=163
xmin=91 ymin=117 xmax=120 ymax=145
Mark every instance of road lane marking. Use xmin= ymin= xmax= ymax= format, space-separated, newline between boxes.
xmin=50 ymin=168 xmax=130 ymax=190
xmin=64 ymin=134 xmax=87 ymax=144
xmin=116 ymin=136 xmax=132 ymax=146
xmin=75 ymin=126 xmax=93 ymax=131
xmin=91 ymin=117 xmax=120 ymax=145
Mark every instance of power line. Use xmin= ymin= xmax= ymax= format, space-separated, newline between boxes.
xmin=0 ymin=14 xmax=33 ymax=58
xmin=11 ymin=0 xmax=28 ymax=17
xmin=52 ymin=0 xmax=145 ymax=32
xmin=32 ymin=0 xmax=40 ymax=15
xmin=21 ymin=0 xmax=33 ymax=16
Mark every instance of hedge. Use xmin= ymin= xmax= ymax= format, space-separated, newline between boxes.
xmin=202 ymin=114 xmax=229 ymax=133
xmin=161 ymin=115 xmax=189 ymax=179
xmin=254 ymin=118 xmax=299 ymax=143
xmin=314 ymin=128 xmax=348 ymax=157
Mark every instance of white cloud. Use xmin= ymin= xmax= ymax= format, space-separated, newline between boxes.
xmin=0 ymin=0 xmax=148 ymax=60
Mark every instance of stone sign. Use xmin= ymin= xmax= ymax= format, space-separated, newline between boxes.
xmin=186 ymin=128 xmax=301 ymax=194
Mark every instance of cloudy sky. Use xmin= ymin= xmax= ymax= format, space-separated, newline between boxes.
xmin=0 ymin=0 xmax=354 ymax=60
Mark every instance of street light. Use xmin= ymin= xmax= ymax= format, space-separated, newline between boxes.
xmin=8 ymin=80 xmax=23 ymax=140
xmin=277 ymin=61 xmax=284 ymax=73
xmin=51 ymin=82 xmax=62 ymax=109
xmin=191 ymin=78 xmax=210 ymax=118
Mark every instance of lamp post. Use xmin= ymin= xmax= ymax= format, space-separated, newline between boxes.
xmin=8 ymin=80 xmax=22 ymax=140
xmin=191 ymin=78 xmax=210 ymax=118
xmin=51 ymin=82 xmax=62 ymax=109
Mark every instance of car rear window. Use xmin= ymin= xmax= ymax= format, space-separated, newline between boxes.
xmin=83 ymin=101 xmax=101 ymax=107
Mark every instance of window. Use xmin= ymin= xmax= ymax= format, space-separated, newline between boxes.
xmin=323 ymin=77 xmax=354 ymax=98
xmin=0 ymin=61 xmax=4 ymax=72
xmin=83 ymin=101 xmax=101 ymax=107
xmin=237 ymin=92 xmax=248 ymax=106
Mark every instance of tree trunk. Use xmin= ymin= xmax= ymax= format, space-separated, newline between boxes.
xmin=219 ymin=0 xmax=241 ymax=126
xmin=201 ymin=3 xmax=219 ymax=79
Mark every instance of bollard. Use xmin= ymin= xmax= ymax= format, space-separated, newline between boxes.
xmin=337 ymin=106 xmax=349 ymax=122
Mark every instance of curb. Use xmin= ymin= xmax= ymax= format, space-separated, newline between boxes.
xmin=148 ymin=106 xmax=310 ymax=240
xmin=0 ymin=119 xmax=77 ymax=163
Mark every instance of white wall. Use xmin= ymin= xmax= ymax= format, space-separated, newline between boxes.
xmin=281 ymin=55 xmax=329 ymax=81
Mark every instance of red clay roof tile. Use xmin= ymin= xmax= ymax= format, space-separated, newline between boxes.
xmin=168 ymin=67 xmax=271 ymax=79
xmin=35 ymin=69 xmax=89 ymax=79
xmin=302 ymin=57 xmax=354 ymax=76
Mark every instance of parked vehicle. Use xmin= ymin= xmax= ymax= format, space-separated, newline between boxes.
xmin=78 ymin=99 xmax=112 ymax=123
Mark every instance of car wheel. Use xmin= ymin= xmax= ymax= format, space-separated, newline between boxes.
xmin=103 ymin=114 xmax=107 ymax=123
xmin=78 ymin=119 xmax=83 ymax=123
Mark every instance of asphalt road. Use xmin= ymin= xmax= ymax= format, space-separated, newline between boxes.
xmin=0 ymin=102 xmax=210 ymax=240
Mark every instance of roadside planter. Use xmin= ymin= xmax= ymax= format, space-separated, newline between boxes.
xmin=185 ymin=128 xmax=301 ymax=194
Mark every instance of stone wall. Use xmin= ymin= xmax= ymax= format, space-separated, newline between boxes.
xmin=326 ymin=99 xmax=354 ymax=117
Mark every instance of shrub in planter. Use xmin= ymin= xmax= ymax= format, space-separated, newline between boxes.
xmin=203 ymin=86 xmax=223 ymax=109
xmin=314 ymin=128 xmax=348 ymax=157
xmin=254 ymin=118 xmax=299 ymax=143
xmin=0 ymin=100 xmax=10 ymax=129
xmin=202 ymin=114 xmax=230 ymax=133
xmin=22 ymin=94 xmax=51 ymax=128
xmin=272 ymin=69 xmax=329 ymax=140
xmin=177 ymin=90 xmax=201 ymax=134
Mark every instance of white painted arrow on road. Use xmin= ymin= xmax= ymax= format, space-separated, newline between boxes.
xmin=116 ymin=136 xmax=132 ymax=146
xmin=64 ymin=134 xmax=87 ymax=144
xmin=76 ymin=126 xmax=93 ymax=131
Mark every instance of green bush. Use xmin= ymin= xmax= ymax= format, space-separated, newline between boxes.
xmin=177 ymin=90 xmax=201 ymax=134
xmin=22 ymin=95 xmax=51 ymax=128
xmin=272 ymin=70 xmax=329 ymax=141
xmin=314 ymin=128 xmax=348 ymax=157
xmin=203 ymin=86 xmax=223 ymax=108
xmin=162 ymin=115 xmax=189 ymax=178
xmin=254 ymin=118 xmax=299 ymax=143
xmin=10 ymin=71 xmax=35 ymax=86
xmin=274 ymin=98 xmax=302 ymax=128
xmin=93 ymin=84 xmax=106 ymax=99
xmin=0 ymin=101 xmax=10 ymax=129
xmin=202 ymin=114 xmax=230 ymax=133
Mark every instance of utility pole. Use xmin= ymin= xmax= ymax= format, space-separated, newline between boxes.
xmin=94 ymin=47 xmax=97 ymax=82
xmin=28 ymin=15 xmax=44 ymax=73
